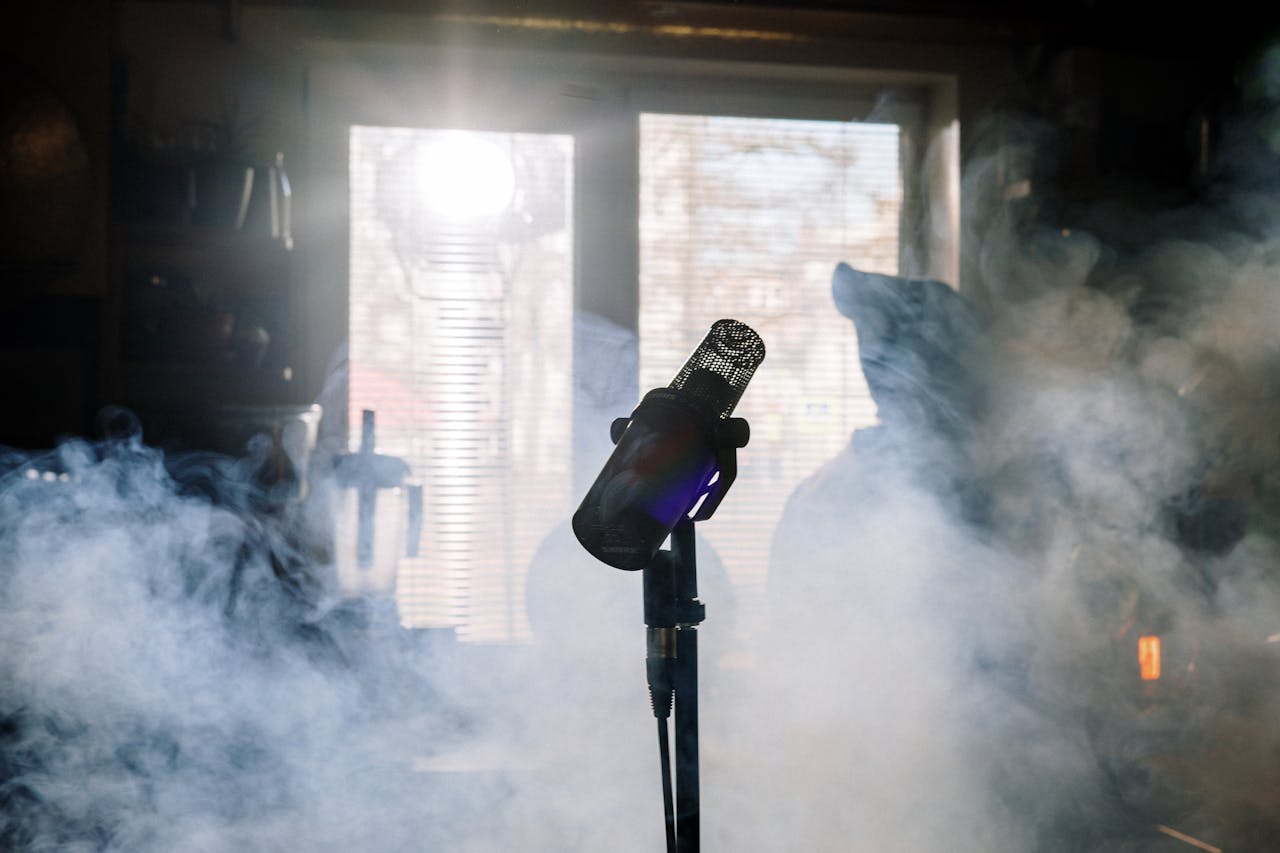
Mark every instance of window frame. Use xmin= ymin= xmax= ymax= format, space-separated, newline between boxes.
xmin=304 ymin=45 xmax=958 ymax=639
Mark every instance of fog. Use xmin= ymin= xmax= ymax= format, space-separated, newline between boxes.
xmin=8 ymin=93 xmax=1280 ymax=853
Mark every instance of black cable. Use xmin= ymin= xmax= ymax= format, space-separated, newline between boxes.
xmin=658 ymin=717 xmax=676 ymax=853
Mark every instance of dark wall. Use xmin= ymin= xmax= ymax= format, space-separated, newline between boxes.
xmin=1 ymin=2 xmax=111 ymax=448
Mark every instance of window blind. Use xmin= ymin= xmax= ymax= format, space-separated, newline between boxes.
xmin=349 ymin=126 xmax=574 ymax=642
xmin=639 ymin=113 xmax=902 ymax=593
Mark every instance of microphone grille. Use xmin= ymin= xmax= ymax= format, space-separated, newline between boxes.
xmin=668 ymin=319 xmax=766 ymax=419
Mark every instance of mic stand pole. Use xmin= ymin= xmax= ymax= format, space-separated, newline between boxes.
xmin=644 ymin=516 xmax=703 ymax=853
xmin=611 ymin=411 xmax=746 ymax=853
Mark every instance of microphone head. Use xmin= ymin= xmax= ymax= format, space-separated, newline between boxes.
xmin=667 ymin=319 xmax=766 ymax=420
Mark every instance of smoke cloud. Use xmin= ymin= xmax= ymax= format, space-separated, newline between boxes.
xmin=8 ymin=106 xmax=1280 ymax=853
xmin=746 ymin=114 xmax=1280 ymax=850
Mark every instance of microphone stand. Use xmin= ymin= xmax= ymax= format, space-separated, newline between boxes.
xmin=611 ymin=414 xmax=749 ymax=853
xmin=645 ymin=516 xmax=702 ymax=853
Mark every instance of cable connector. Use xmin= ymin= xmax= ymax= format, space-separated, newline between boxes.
xmin=648 ymin=654 xmax=674 ymax=719
xmin=647 ymin=627 xmax=676 ymax=719
xmin=649 ymin=683 xmax=673 ymax=720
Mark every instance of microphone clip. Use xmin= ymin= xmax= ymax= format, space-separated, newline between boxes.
xmin=609 ymin=414 xmax=750 ymax=524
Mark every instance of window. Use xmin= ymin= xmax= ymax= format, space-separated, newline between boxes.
xmin=348 ymin=126 xmax=574 ymax=641
xmin=639 ymin=113 xmax=902 ymax=593
xmin=319 ymin=55 xmax=952 ymax=644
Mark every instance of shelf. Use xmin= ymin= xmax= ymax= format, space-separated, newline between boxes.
xmin=115 ymin=222 xmax=292 ymax=298
xmin=121 ymin=361 xmax=301 ymax=407
xmin=107 ymin=209 xmax=304 ymax=451
xmin=116 ymin=221 xmax=292 ymax=254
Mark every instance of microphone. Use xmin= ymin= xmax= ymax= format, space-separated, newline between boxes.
xmin=572 ymin=319 xmax=766 ymax=571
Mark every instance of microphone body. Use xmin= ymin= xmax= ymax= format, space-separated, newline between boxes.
xmin=573 ymin=319 xmax=765 ymax=571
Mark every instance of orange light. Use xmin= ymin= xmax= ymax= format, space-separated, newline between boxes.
xmin=1138 ymin=635 xmax=1161 ymax=681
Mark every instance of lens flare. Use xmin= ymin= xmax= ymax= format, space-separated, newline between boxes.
xmin=415 ymin=131 xmax=515 ymax=221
